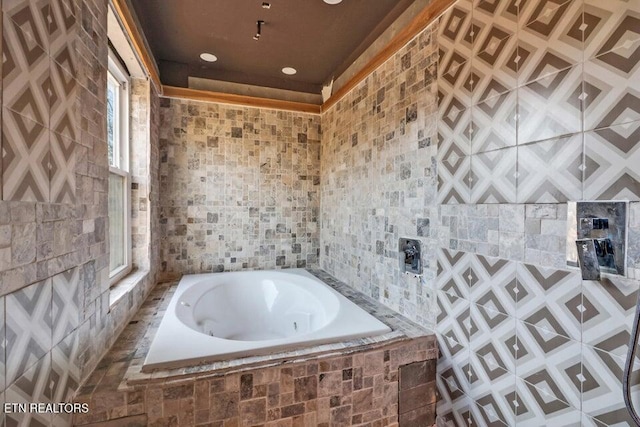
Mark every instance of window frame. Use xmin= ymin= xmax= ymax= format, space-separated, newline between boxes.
xmin=107 ymin=52 xmax=132 ymax=285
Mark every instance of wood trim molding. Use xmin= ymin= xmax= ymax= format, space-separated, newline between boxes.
xmin=111 ymin=0 xmax=163 ymax=94
xmin=162 ymin=86 xmax=322 ymax=114
xmin=322 ymin=0 xmax=454 ymax=112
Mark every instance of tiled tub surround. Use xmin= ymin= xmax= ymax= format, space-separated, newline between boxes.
xmin=158 ymin=98 xmax=321 ymax=280
xmin=0 ymin=0 xmax=161 ymax=425
xmin=320 ymin=0 xmax=640 ymax=426
xmin=73 ymin=268 xmax=437 ymax=426
xmin=143 ymin=269 xmax=391 ymax=370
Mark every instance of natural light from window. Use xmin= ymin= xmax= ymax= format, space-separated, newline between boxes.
xmin=107 ymin=54 xmax=132 ymax=284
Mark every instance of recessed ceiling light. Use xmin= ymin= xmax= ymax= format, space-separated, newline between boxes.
xmin=200 ymin=53 xmax=217 ymax=62
xmin=323 ymin=0 xmax=342 ymax=4
xmin=262 ymin=2 xmax=271 ymax=8
xmin=282 ymin=67 xmax=297 ymax=75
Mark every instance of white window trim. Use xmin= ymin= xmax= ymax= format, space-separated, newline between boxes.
xmin=108 ymin=52 xmax=132 ymax=286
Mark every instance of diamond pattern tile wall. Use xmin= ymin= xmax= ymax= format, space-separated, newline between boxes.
xmin=49 ymin=60 xmax=78 ymax=141
xmin=517 ymin=134 xmax=583 ymax=203
xmin=583 ymin=0 xmax=640 ymax=61
xmin=1 ymin=107 xmax=50 ymax=202
xmin=2 ymin=13 xmax=49 ymax=127
xmin=50 ymin=328 xmax=80 ymax=403
xmin=470 ymin=146 xmax=517 ymax=203
xmin=437 ymin=0 xmax=640 ymax=203
xmin=48 ymin=0 xmax=77 ymax=76
xmin=515 ymin=263 xmax=582 ymax=341
xmin=582 ymin=277 xmax=639 ymax=359
xmin=52 ymin=267 xmax=80 ymax=346
xmin=517 ymin=0 xmax=583 ymax=85
xmin=438 ymin=0 xmax=474 ymax=110
xmin=468 ymin=253 xmax=518 ymax=316
xmin=514 ymin=377 xmax=581 ymax=426
xmin=5 ymin=279 xmax=52 ymax=386
xmin=472 ymin=90 xmax=517 ymax=153
xmin=5 ymin=353 xmax=51 ymax=427
xmin=515 ymin=320 xmax=582 ymax=409
xmin=517 ymin=65 xmax=582 ymax=145
xmin=583 ymin=122 xmax=640 ymax=200
xmin=50 ymin=131 xmax=76 ymax=203
xmin=469 ymin=303 xmax=516 ymax=373
xmin=434 ymin=246 xmax=640 ymax=425
xmin=1 ymin=0 xmax=77 ymax=204
xmin=580 ymin=344 xmax=640 ymax=425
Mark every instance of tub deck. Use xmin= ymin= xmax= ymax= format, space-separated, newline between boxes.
xmin=73 ymin=268 xmax=437 ymax=427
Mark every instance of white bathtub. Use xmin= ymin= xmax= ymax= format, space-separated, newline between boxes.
xmin=143 ymin=269 xmax=391 ymax=370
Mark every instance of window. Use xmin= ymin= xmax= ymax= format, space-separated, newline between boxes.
xmin=107 ymin=53 xmax=131 ymax=284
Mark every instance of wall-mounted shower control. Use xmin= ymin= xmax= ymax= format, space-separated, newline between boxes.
xmin=399 ymin=238 xmax=422 ymax=275
xmin=575 ymin=201 xmax=627 ymax=279
xmin=575 ymin=238 xmax=601 ymax=281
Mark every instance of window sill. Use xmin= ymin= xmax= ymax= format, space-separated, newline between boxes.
xmin=109 ymin=269 xmax=149 ymax=309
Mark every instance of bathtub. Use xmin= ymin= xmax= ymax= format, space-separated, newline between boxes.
xmin=143 ymin=269 xmax=391 ymax=370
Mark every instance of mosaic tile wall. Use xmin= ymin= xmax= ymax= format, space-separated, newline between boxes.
xmin=149 ymin=83 xmax=161 ymax=279
xmin=320 ymin=26 xmax=440 ymax=329
xmin=131 ymin=79 xmax=152 ymax=271
xmin=131 ymin=78 xmax=161 ymax=276
xmin=0 ymin=0 xmax=161 ymax=425
xmin=320 ymin=0 xmax=640 ymax=425
xmin=158 ymin=97 xmax=321 ymax=279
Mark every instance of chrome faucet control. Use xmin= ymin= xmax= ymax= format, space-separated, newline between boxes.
xmin=399 ymin=238 xmax=422 ymax=275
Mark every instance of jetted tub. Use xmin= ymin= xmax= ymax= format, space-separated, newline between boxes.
xmin=143 ymin=269 xmax=391 ymax=370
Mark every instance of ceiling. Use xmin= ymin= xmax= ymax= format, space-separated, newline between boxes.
xmin=129 ymin=0 xmax=417 ymax=96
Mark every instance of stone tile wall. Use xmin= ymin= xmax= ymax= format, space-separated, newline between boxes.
xmin=320 ymin=0 xmax=640 ymax=425
xmin=130 ymin=78 xmax=161 ymax=280
xmin=0 ymin=0 xmax=161 ymax=424
xmin=149 ymin=84 xmax=161 ymax=279
xmin=320 ymin=27 xmax=439 ymax=329
xmin=398 ymin=360 xmax=437 ymax=426
xmin=131 ymin=79 xmax=151 ymax=271
xmin=158 ymin=98 xmax=321 ymax=279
